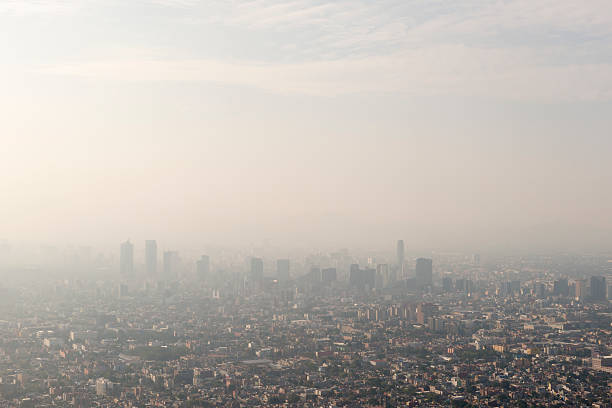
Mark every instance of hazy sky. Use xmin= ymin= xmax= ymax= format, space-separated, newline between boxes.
xmin=2 ymin=0 xmax=612 ymax=251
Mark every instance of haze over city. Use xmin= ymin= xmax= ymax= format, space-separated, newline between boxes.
xmin=1 ymin=2 xmax=612 ymax=407
xmin=2 ymin=0 xmax=612 ymax=252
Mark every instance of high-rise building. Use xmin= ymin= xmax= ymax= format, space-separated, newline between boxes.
xmin=396 ymin=240 xmax=405 ymax=278
xmin=349 ymin=264 xmax=375 ymax=290
xmin=465 ymin=279 xmax=474 ymax=295
xmin=321 ymin=268 xmax=337 ymax=283
xmin=250 ymin=258 xmax=264 ymax=282
xmin=509 ymin=280 xmax=520 ymax=294
xmin=442 ymin=277 xmax=453 ymax=292
xmin=96 ymin=378 xmax=112 ymax=396
xmin=376 ymin=264 xmax=390 ymax=289
xmin=349 ymin=264 xmax=360 ymax=285
xmin=455 ymin=278 xmax=465 ymax=292
xmin=163 ymin=250 xmax=178 ymax=278
xmin=575 ymin=279 xmax=587 ymax=300
xmin=118 ymin=283 xmax=129 ymax=298
xmin=363 ymin=268 xmax=376 ymax=289
xmin=415 ymin=258 xmax=433 ymax=287
xmin=145 ymin=240 xmax=157 ymax=276
xmin=308 ymin=267 xmax=321 ymax=283
xmin=276 ymin=259 xmax=290 ymax=280
xmin=196 ymin=255 xmax=210 ymax=281
xmin=472 ymin=254 xmax=481 ymax=266
xmin=120 ymin=240 xmax=134 ymax=276
xmin=534 ymin=282 xmax=546 ymax=298
xmin=591 ymin=276 xmax=607 ymax=302
xmin=553 ymin=278 xmax=569 ymax=296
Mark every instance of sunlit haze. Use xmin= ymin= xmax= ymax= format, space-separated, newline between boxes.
xmin=2 ymin=3 xmax=612 ymax=406
xmin=2 ymin=0 xmax=612 ymax=252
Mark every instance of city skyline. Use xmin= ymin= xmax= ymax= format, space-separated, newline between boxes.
xmin=2 ymin=1 xmax=612 ymax=406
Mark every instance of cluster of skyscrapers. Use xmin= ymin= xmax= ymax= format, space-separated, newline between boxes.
xmin=119 ymin=240 xmax=209 ymax=280
xmin=120 ymin=239 xmax=435 ymax=289
xmin=553 ymin=276 xmax=608 ymax=302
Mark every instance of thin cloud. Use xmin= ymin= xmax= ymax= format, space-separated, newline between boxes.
xmin=38 ymin=46 xmax=612 ymax=101
xmin=199 ymin=0 xmax=612 ymax=62
xmin=146 ymin=0 xmax=201 ymax=7
xmin=0 ymin=0 xmax=79 ymax=15
xmin=11 ymin=0 xmax=612 ymax=101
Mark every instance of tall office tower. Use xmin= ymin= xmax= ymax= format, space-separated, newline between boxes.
xmin=120 ymin=240 xmax=134 ymax=276
xmin=574 ymin=279 xmax=587 ymax=300
xmin=349 ymin=264 xmax=375 ymax=290
xmin=472 ymin=253 xmax=481 ymax=266
xmin=534 ymin=282 xmax=546 ymax=298
xmin=509 ymin=280 xmax=521 ymax=294
xmin=442 ymin=277 xmax=453 ymax=292
xmin=396 ymin=240 xmax=405 ymax=277
xmin=163 ymin=251 xmax=178 ymax=278
xmin=250 ymin=257 xmax=264 ymax=282
xmin=363 ymin=268 xmax=376 ymax=289
xmin=553 ymin=278 xmax=569 ymax=296
xmin=321 ymin=268 xmax=337 ymax=283
xmin=455 ymin=278 xmax=466 ymax=292
xmin=590 ymin=276 xmax=607 ymax=302
xmin=196 ymin=255 xmax=210 ymax=281
xmin=415 ymin=257 xmax=433 ymax=287
xmin=145 ymin=240 xmax=157 ymax=276
xmin=276 ymin=259 xmax=290 ymax=280
xmin=349 ymin=264 xmax=360 ymax=285
xmin=465 ymin=279 xmax=474 ymax=295
xmin=309 ymin=267 xmax=322 ymax=283
xmin=118 ymin=283 xmax=129 ymax=298
xmin=376 ymin=264 xmax=389 ymax=289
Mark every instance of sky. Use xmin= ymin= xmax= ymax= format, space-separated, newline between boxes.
xmin=1 ymin=0 xmax=612 ymax=252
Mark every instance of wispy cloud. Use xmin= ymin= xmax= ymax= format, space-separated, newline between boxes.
xmin=11 ymin=0 xmax=612 ymax=101
xmin=0 ymin=0 xmax=79 ymax=15
xmin=0 ymin=0 xmax=201 ymax=15
xmin=208 ymin=0 xmax=612 ymax=54
xmin=39 ymin=45 xmax=612 ymax=101
xmin=145 ymin=0 xmax=201 ymax=8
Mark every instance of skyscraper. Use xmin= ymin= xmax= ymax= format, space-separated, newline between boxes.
xmin=472 ymin=254 xmax=481 ymax=265
xmin=591 ymin=276 xmax=607 ymax=302
xmin=120 ymin=240 xmax=133 ymax=276
xmin=250 ymin=258 xmax=264 ymax=282
xmin=553 ymin=278 xmax=569 ymax=296
xmin=349 ymin=264 xmax=375 ymax=290
xmin=308 ymin=266 xmax=322 ymax=283
xmin=321 ymin=268 xmax=337 ymax=283
xmin=574 ymin=279 xmax=587 ymax=300
xmin=396 ymin=240 xmax=405 ymax=278
xmin=163 ymin=250 xmax=178 ymax=279
xmin=442 ymin=277 xmax=453 ymax=292
xmin=276 ymin=259 xmax=290 ymax=280
xmin=196 ymin=255 xmax=210 ymax=281
xmin=145 ymin=240 xmax=157 ymax=276
xmin=415 ymin=257 xmax=433 ymax=287
xmin=376 ymin=264 xmax=390 ymax=289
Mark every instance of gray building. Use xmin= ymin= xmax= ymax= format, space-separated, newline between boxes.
xmin=250 ymin=257 xmax=264 ymax=282
xmin=397 ymin=240 xmax=405 ymax=278
xmin=196 ymin=255 xmax=210 ymax=281
xmin=415 ymin=257 xmax=433 ymax=287
xmin=163 ymin=250 xmax=179 ymax=279
xmin=591 ymin=276 xmax=607 ymax=302
xmin=276 ymin=259 xmax=290 ymax=280
xmin=120 ymin=240 xmax=133 ymax=276
xmin=145 ymin=240 xmax=157 ymax=276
